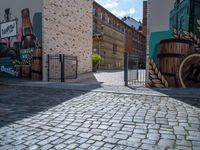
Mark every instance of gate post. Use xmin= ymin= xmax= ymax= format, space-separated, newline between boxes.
xmin=59 ymin=54 xmax=65 ymax=82
xmin=47 ymin=55 xmax=50 ymax=81
xmin=124 ymin=52 xmax=128 ymax=86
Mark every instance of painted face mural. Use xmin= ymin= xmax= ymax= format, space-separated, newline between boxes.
xmin=148 ymin=0 xmax=200 ymax=88
xmin=0 ymin=0 xmax=42 ymax=80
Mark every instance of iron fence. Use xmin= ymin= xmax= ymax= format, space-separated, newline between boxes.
xmin=48 ymin=54 xmax=78 ymax=82
xmin=124 ymin=52 xmax=146 ymax=87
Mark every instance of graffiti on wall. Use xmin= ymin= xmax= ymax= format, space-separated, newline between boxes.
xmin=0 ymin=5 xmax=42 ymax=80
xmin=148 ymin=0 xmax=200 ymax=88
xmin=0 ymin=8 xmax=42 ymax=62
xmin=148 ymin=20 xmax=200 ymax=88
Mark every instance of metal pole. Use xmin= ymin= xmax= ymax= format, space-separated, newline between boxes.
xmin=60 ymin=54 xmax=65 ymax=82
xmin=47 ymin=55 xmax=50 ymax=81
xmin=76 ymin=56 xmax=78 ymax=79
xmin=124 ymin=52 xmax=128 ymax=86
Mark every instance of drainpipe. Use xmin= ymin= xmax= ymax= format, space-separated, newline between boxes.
xmin=97 ymin=35 xmax=101 ymax=55
xmin=97 ymin=35 xmax=101 ymax=69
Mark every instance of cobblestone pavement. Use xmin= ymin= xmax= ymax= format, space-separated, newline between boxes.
xmin=0 ymin=85 xmax=200 ymax=150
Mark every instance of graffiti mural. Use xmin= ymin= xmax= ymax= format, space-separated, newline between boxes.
xmin=0 ymin=0 xmax=42 ymax=80
xmin=148 ymin=0 xmax=200 ymax=88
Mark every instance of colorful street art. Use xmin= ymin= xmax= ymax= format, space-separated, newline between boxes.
xmin=148 ymin=0 xmax=200 ymax=88
xmin=0 ymin=2 xmax=42 ymax=80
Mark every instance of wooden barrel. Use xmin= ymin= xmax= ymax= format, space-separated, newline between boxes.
xmin=158 ymin=38 xmax=195 ymax=87
xmin=31 ymin=48 xmax=42 ymax=80
xmin=15 ymin=65 xmax=31 ymax=79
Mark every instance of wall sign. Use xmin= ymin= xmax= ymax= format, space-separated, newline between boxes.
xmin=0 ymin=20 xmax=17 ymax=38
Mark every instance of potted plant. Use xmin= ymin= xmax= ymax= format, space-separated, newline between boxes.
xmin=13 ymin=52 xmax=32 ymax=79
xmin=92 ymin=53 xmax=101 ymax=72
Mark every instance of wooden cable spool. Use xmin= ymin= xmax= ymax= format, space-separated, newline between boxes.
xmin=158 ymin=38 xmax=195 ymax=87
xmin=178 ymin=53 xmax=200 ymax=88
xmin=31 ymin=48 xmax=42 ymax=80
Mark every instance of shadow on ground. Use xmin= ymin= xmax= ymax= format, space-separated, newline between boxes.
xmin=0 ymin=74 xmax=104 ymax=128
xmin=127 ymin=86 xmax=200 ymax=108
xmin=152 ymin=88 xmax=200 ymax=108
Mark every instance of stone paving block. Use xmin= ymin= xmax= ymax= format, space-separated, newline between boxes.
xmin=64 ymin=130 xmax=80 ymax=136
xmin=88 ymin=145 xmax=100 ymax=150
xmin=79 ymin=143 xmax=91 ymax=149
xmin=113 ymin=133 xmax=129 ymax=140
xmin=176 ymin=140 xmax=192 ymax=146
xmin=93 ymin=141 xmax=105 ymax=147
xmin=28 ymin=145 xmax=39 ymax=150
xmin=51 ymin=138 xmax=65 ymax=145
xmin=90 ymin=135 xmax=105 ymax=141
xmin=102 ymin=130 xmax=116 ymax=137
xmin=158 ymin=139 xmax=175 ymax=147
xmin=66 ymin=143 xmax=79 ymax=149
xmin=98 ymin=125 xmax=109 ymax=130
xmin=79 ymin=133 xmax=93 ymax=138
xmin=161 ymin=134 xmax=176 ymax=140
xmin=54 ymin=143 xmax=67 ymax=150
xmin=142 ymin=139 xmax=157 ymax=145
xmin=103 ymin=137 xmax=119 ymax=144
xmin=40 ymin=144 xmax=54 ymax=150
xmin=77 ymin=127 xmax=90 ymax=132
xmin=141 ymin=144 xmax=165 ymax=150
xmin=104 ymin=143 xmax=115 ymax=148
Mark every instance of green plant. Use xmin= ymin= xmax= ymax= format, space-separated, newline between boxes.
xmin=92 ymin=53 xmax=101 ymax=66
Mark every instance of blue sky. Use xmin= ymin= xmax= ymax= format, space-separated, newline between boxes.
xmin=95 ymin=0 xmax=143 ymax=21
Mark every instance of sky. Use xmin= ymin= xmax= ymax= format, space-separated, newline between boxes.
xmin=95 ymin=0 xmax=143 ymax=21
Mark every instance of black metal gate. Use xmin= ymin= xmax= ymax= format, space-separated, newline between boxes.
xmin=124 ymin=52 xmax=146 ymax=87
xmin=48 ymin=54 xmax=78 ymax=82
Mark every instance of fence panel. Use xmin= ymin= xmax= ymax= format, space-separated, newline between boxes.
xmin=124 ymin=52 xmax=146 ymax=87
xmin=48 ymin=54 xmax=77 ymax=82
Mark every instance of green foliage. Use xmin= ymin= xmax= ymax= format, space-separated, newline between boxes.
xmin=92 ymin=53 xmax=101 ymax=65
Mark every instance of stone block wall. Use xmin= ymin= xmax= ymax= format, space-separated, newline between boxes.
xmin=42 ymin=0 xmax=93 ymax=81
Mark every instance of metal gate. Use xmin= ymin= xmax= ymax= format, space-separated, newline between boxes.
xmin=48 ymin=54 xmax=78 ymax=82
xmin=124 ymin=52 xmax=146 ymax=87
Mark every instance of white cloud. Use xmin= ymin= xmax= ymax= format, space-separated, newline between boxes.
xmin=95 ymin=0 xmax=138 ymax=19
xmin=102 ymin=0 xmax=119 ymax=9
xmin=111 ymin=8 xmax=136 ymax=18
xmin=111 ymin=10 xmax=127 ymax=18
xmin=129 ymin=8 xmax=135 ymax=15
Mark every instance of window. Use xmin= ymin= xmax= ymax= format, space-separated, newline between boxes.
xmin=107 ymin=17 xmax=110 ymax=24
xmin=102 ymin=13 xmax=105 ymax=21
xmin=93 ymin=8 xmax=98 ymax=16
xmin=93 ymin=20 xmax=97 ymax=33
xmin=113 ymin=44 xmax=117 ymax=54
xmin=99 ymin=12 xmax=103 ymax=20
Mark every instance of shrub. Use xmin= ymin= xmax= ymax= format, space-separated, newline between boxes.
xmin=92 ymin=53 xmax=102 ymax=66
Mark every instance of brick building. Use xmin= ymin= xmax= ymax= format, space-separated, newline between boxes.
xmin=93 ymin=1 xmax=146 ymax=70
xmin=93 ymin=2 xmax=125 ymax=70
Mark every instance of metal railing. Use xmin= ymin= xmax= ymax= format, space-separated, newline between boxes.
xmin=124 ymin=52 xmax=146 ymax=87
xmin=48 ymin=54 xmax=78 ymax=82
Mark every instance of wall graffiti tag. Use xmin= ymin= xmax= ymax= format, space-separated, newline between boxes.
xmin=0 ymin=65 xmax=17 ymax=76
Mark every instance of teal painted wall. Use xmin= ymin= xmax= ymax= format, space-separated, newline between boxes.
xmin=149 ymin=30 xmax=173 ymax=63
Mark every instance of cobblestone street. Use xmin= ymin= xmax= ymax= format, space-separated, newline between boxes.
xmin=0 ymin=85 xmax=200 ymax=150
